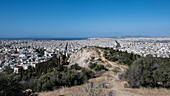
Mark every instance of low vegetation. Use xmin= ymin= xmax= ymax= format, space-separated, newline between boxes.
xmin=0 ymin=73 xmax=23 ymax=96
xmin=82 ymin=82 xmax=116 ymax=96
xmin=30 ymin=67 xmax=95 ymax=92
xmin=0 ymin=54 xmax=95 ymax=95
xmin=70 ymin=63 xmax=82 ymax=70
xmin=112 ymin=67 xmax=121 ymax=73
xmin=103 ymin=48 xmax=140 ymax=66
xmin=102 ymin=47 xmax=170 ymax=89
xmin=88 ymin=62 xmax=108 ymax=71
xmin=125 ymin=55 xmax=170 ymax=88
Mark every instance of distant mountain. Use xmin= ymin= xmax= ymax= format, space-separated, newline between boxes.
xmin=165 ymin=36 xmax=170 ymax=38
xmin=118 ymin=35 xmax=150 ymax=38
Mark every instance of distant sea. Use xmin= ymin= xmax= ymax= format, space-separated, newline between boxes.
xmin=0 ymin=38 xmax=88 ymax=40
xmin=0 ymin=36 xmax=154 ymax=40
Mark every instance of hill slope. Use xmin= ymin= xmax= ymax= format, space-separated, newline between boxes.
xmin=38 ymin=47 xmax=170 ymax=96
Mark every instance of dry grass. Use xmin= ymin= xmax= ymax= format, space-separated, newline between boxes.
xmin=137 ymin=88 xmax=170 ymax=96
xmin=38 ymin=82 xmax=116 ymax=96
xmin=106 ymin=64 xmax=112 ymax=68
xmin=38 ymin=85 xmax=84 ymax=96
xmin=82 ymin=88 xmax=117 ymax=96
xmin=121 ymin=88 xmax=170 ymax=96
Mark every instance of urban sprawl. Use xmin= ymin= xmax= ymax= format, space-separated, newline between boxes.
xmin=0 ymin=38 xmax=169 ymax=73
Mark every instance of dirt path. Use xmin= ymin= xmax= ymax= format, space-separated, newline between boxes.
xmin=98 ymin=49 xmax=127 ymax=71
xmin=97 ymin=49 xmax=143 ymax=96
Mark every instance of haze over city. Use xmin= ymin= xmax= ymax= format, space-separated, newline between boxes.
xmin=0 ymin=0 xmax=170 ymax=38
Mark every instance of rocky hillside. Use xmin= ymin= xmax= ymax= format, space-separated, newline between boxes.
xmin=38 ymin=47 xmax=170 ymax=96
xmin=68 ymin=47 xmax=98 ymax=68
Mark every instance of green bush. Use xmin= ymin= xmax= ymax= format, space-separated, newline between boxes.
xmin=90 ymin=57 xmax=95 ymax=61
xmin=94 ymin=65 xmax=108 ymax=71
xmin=103 ymin=48 xmax=140 ymax=66
xmin=71 ymin=63 xmax=82 ymax=70
xmin=112 ymin=67 xmax=121 ymax=73
xmin=125 ymin=56 xmax=170 ymax=88
xmin=0 ymin=73 xmax=23 ymax=96
xmin=88 ymin=63 xmax=97 ymax=69
xmin=98 ymin=58 xmax=102 ymax=61
xmin=3 ymin=66 xmax=13 ymax=74
xmin=29 ymin=67 xmax=95 ymax=92
xmin=89 ymin=63 xmax=108 ymax=71
xmin=109 ymin=57 xmax=118 ymax=62
xmin=11 ymin=55 xmax=96 ymax=92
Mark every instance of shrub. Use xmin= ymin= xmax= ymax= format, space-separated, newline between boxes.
xmin=124 ymin=83 xmax=129 ymax=88
xmin=0 ymin=73 xmax=23 ymax=96
xmin=89 ymin=63 xmax=108 ymax=72
xmin=94 ymin=65 xmax=108 ymax=71
xmin=103 ymin=48 xmax=140 ymax=66
xmin=118 ymin=71 xmax=126 ymax=80
xmin=82 ymin=82 xmax=94 ymax=92
xmin=98 ymin=58 xmax=102 ymax=61
xmin=82 ymin=81 xmax=116 ymax=96
xmin=91 ymin=57 xmax=95 ymax=61
xmin=3 ymin=66 xmax=13 ymax=74
xmin=88 ymin=63 xmax=97 ymax=69
xmin=112 ymin=67 xmax=121 ymax=73
xmin=125 ymin=57 xmax=170 ymax=88
xmin=109 ymin=57 xmax=118 ymax=62
xmin=30 ymin=67 xmax=95 ymax=92
xmin=98 ymin=82 xmax=106 ymax=88
xmin=71 ymin=63 xmax=82 ymax=70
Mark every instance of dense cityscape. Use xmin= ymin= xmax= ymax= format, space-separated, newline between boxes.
xmin=0 ymin=37 xmax=169 ymax=73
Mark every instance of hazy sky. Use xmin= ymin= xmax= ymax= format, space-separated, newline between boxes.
xmin=0 ymin=0 xmax=170 ymax=38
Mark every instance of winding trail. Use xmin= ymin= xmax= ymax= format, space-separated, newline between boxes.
xmin=98 ymin=49 xmax=127 ymax=71
xmin=97 ymin=49 xmax=143 ymax=96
